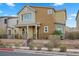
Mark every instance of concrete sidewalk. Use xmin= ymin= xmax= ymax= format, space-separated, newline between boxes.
xmin=18 ymin=47 xmax=79 ymax=53
xmin=14 ymin=49 xmax=79 ymax=56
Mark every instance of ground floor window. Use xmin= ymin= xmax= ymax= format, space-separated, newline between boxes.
xmin=8 ymin=30 xmax=11 ymax=35
xmin=44 ymin=26 xmax=48 ymax=33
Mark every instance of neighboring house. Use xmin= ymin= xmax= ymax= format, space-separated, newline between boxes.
xmin=0 ymin=16 xmax=18 ymax=38
xmin=15 ymin=5 xmax=66 ymax=39
xmin=76 ymin=10 xmax=79 ymax=30
xmin=0 ymin=17 xmax=7 ymax=37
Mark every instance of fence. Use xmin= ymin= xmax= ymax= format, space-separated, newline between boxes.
xmin=0 ymin=33 xmax=51 ymax=39
xmin=0 ymin=34 xmax=23 ymax=39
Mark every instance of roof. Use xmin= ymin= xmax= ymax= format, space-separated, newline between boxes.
xmin=76 ymin=10 xmax=79 ymax=20
xmin=17 ymin=5 xmax=55 ymax=14
xmin=0 ymin=16 xmax=18 ymax=18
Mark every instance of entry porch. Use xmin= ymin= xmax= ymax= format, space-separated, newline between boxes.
xmin=16 ymin=23 xmax=40 ymax=39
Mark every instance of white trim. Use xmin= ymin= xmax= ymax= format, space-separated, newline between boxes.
xmin=48 ymin=9 xmax=52 ymax=14
xmin=44 ymin=26 xmax=48 ymax=33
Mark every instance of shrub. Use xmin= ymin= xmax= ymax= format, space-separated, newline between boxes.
xmin=0 ymin=40 xmax=6 ymax=48
xmin=36 ymin=45 xmax=42 ymax=51
xmin=0 ymin=43 xmax=6 ymax=48
xmin=46 ymin=42 xmax=53 ymax=51
xmin=48 ymin=35 xmax=60 ymax=48
xmin=74 ymin=45 xmax=79 ymax=49
xmin=59 ymin=44 xmax=67 ymax=52
xmin=29 ymin=42 xmax=34 ymax=50
xmin=15 ymin=43 xmax=20 ymax=49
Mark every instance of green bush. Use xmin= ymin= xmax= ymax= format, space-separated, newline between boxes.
xmin=59 ymin=44 xmax=67 ymax=52
xmin=52 ymin=30 xmax=62 ymax=36
xmin=29 ymin=42 xmax=34 ymax=50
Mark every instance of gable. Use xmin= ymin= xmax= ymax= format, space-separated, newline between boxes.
xmin=17 ymin=6 xmax=35 ymax=15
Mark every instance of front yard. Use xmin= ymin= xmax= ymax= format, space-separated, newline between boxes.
xmin=0 ymin=39 xmax=79 ymax=52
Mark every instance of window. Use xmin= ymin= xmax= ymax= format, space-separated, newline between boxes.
xmin=15 ymin=30 xmax=16 ymax=34
xmin=23 ymin=13 xmax=32 ymax=21
xmin=55 ymin=24 xmax=64 ymax=33
xmin=44 ymin=26 xmax=48 ymax=33
xmin=8 ymin=30 xmax=11 ymax=35
xmin=48 ymin=9 xmax=52 ymax=14
xmin=17 ymin=20 xmax=18 ymax=25
xmin=4 ymin=19 xmax=7 ymax=24
xmin=22 ymin=28 xmax=25 ymax=35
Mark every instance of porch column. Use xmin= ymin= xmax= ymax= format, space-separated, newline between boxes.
xmin=35 ymin=25 xmax=37 ymax=39
xmin=27 ymin=25 xmax=29 ymax=39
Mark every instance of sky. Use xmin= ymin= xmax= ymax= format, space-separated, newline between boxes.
xmin=0 ymin=3 xmax=78 ymax=28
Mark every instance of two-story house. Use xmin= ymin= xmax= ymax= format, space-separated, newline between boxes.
xmin=15 ymin=5 xmax=66 ymax=39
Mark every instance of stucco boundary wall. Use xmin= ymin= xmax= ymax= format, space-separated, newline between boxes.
xmin=33 ymin=40 xmax=79 ymax=49
xmin=0 ymin=39 xmax=25 ymax=45
xmin=0 ymin=39 xmax=79 ymax=49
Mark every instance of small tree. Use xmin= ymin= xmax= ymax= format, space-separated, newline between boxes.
xmin=52 ymin=30 xmax=63 ymax=40
xmin=52 ymin=30 xmax=62 ymax=36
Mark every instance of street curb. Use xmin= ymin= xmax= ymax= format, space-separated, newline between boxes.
xmin=0 ymin=48 xmax=14 ymax=51
xmin=18 ymin=47 xmax=79 ymax=53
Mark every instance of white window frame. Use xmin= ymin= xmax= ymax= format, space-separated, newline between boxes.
xmin=44 ymin=26 xmax=48 ymax=33
xmin=23 ymin=13 xmax=32 ymax=21
xmin=48 ymin=9 xmax=52 ymax=14
xmin=55 ymin=24 xmax=64 ymax=33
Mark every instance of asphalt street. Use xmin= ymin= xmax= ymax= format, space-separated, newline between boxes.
xmin=0 ymin=50 xmax=79 ymax=56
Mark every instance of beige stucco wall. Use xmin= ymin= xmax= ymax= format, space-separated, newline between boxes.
xmin=0 ymin=18 xmax=7 ymax=35
xmin=32 ymin=7 xmax=56 ymax=37
xmin=54 ymin=10 xmax=66 ymax=35
xmin=54 ymin=11 xmax=66 ymax=24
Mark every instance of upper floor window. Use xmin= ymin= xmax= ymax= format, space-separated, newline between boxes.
xmin=44 ymin=26 xmax=48 ymax=33
xmin=4 ymin=19 xmax=7 ymax=24
xmin=48 ymin=9 xmax=52 ymax=14
xmin=23 ymin=13 xmax=32 ymax=21
xmin=17 ymin=20 xmax=18 ymax=25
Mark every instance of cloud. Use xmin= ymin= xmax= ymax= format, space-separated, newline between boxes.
xmin=3 ymin=14 xmax=8 ymax=16
xmin=11 ymin=15 xmax=17 ymax=17
xmin=68 ymin=17 xmax=73 ymax=20
xmin=70 ymin=14 xmax=76 ymax=17
xmin=0 ymin=10 xmax=3 ymax=13
xmin=67 ymin=13 xmax=77 ymax=20
xmin=6 ymin=3 xmax=15 ymax=7
xmin=53 ymin=3 xmax=64 ymax=6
